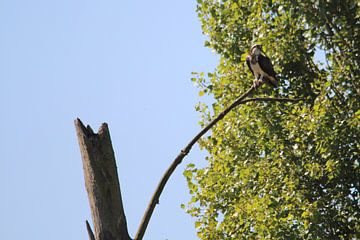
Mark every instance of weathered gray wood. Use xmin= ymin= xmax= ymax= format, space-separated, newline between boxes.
xmin=75 ymin=119 xmax=131 ymax=240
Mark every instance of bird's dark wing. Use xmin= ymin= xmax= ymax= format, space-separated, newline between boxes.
xmin=258 ymin=54 xmax=278 ymax=87
xmin=258 ymin=54 xmax=277 ymax=78
xmin=246 ymin=55 xmax=254 ymax=76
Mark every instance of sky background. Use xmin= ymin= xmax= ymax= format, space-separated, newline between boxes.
xmin=0 ymin=1 xmax=218 ymax=239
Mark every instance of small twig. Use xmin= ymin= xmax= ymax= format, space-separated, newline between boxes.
xmin=134 ymin=86 xmax=302 ymax=240
xmin=86 ymin=220 xmax=95 ymax=240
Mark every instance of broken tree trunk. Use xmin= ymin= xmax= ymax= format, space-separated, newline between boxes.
xmin=75 ymin=118 xmax=131 ymax=240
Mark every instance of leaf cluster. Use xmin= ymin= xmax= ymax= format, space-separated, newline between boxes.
xmin=185 ymin=0 xmax=360 ymax=239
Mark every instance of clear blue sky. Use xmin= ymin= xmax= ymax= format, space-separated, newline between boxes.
xmin=0 ymin=1 xmax=217 ymax=239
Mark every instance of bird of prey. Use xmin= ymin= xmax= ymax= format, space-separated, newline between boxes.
xmin=246 ymin=44 xmax=278 ymax=88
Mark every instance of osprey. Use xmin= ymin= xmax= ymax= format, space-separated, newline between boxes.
xmin=246 ymin=44 xmax=278 ymax=88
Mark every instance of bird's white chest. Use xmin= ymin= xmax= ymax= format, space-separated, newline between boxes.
xmin=251 ymin=62 xmax=267 ymax=77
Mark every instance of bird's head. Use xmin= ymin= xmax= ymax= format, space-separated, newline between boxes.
xmin=250 ymin=44 xmax=262 ymax=56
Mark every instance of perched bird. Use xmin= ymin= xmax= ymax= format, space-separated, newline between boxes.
xmin=246 ymin=44 xmax=278 ymax=88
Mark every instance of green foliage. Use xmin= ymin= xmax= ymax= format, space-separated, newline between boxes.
xmin=185 ymin=0 xmax=360 ymax=239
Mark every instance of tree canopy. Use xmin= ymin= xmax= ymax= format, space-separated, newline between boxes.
xmin=184 ymin=0 xmax=360 ymax=239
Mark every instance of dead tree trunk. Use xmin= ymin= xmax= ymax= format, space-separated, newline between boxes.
xmin=75 ymin=119 xmax=131 ymax=240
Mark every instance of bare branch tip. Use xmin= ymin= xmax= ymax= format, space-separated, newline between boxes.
xmin=75 ymin=118 xmax=85 ymax=128
xmin=74 ymin=118 xmax=96 ymax=137
xmin=98 ymin=122 xmax=109 ymax=135
xmin=75 ymin=118 xmax=90 ymax=135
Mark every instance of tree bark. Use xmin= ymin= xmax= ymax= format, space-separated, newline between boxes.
xmin=75 ymin=119 xmax=131 ymax=240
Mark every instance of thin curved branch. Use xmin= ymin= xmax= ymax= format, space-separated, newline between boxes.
xmin=134 ymin=86 xmax=301 ymax=240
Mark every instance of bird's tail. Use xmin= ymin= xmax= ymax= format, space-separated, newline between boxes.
xmin=265 ymin=76 xmax=278 ymax=88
